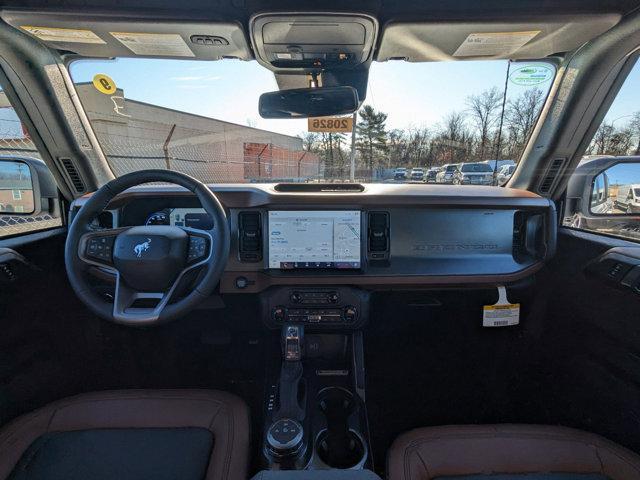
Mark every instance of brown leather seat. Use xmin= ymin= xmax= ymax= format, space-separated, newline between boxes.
xmin=388 ymin=424 xmax=640 ymax=480
xmin=0 ymin=389 xmax=250 ymax=480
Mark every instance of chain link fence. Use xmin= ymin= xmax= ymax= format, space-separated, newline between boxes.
xmin=78 ymin=85 xmax=320 ymax=183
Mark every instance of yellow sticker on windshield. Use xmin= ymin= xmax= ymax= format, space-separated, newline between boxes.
xmin=92 ymin=74 xmax=116 ymax=95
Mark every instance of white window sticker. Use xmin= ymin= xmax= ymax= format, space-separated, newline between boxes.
xmin=110 ymin=32 xmax=194 ymax=57
xmin=483 ymin=286 xmax=520 ymax=327
xmin=453 ymin=31 xmax=540 ymax=57
xmin=20 ymin=26 xmax=106 ymax=44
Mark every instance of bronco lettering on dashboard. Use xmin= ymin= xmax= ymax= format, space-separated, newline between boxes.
xmin=412 ymin=243 xmax=499 ymax=252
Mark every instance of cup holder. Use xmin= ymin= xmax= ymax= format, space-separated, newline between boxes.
xmin=315 ymin=387 xmax=366 ymax=469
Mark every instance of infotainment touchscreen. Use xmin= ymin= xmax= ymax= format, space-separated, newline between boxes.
xmin=268 ymin=211 xmax=361 ymax=269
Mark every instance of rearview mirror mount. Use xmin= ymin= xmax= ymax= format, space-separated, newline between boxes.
xmin=259 ymin=86 xmax=359 ymax=119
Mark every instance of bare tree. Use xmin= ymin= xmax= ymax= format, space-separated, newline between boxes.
xmin=466 ymin=87 xmax=502 ymax=161
xmin=431 ymin=111 xmax=470 ymax=165
xmin=590 ymin=122 xmax=616 ymax=155
xmin=629 ymin=112 xmax=640 ymax=155
xmin=299 ymin=132 xmax=320 ymax=151
xmin=608 ymin=127 xmax=634 ymax=156
xmin=504 ymin=88 xmax=545 ymax=159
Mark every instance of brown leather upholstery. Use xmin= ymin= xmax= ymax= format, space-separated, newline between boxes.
xmin=388 ymin=424 xmax=640 ymax=480
xmin=0 ymin=389 xmax=250 ymax=480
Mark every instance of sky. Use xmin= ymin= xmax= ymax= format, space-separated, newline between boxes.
xmin=69 ymin=57 xmax=563 ymax=138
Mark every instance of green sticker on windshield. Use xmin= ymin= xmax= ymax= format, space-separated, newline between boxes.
xmin=509 ymin=65 xmax=554 ymax=86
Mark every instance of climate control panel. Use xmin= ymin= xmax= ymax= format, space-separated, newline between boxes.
xmin=261 ymin=287 xmax=369 ymax=330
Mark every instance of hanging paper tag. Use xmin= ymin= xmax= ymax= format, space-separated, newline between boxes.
xmin=483 ymin=286 xmax=520 ymax=327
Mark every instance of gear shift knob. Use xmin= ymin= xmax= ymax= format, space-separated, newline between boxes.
xmin=282 ymin=324 xmax=304 ymax=361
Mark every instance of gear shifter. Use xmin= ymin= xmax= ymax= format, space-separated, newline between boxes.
xmin=283 ymin=324 xmax=303 ymax=361
xmin=266 ymin=324 xmax=306 ymax=459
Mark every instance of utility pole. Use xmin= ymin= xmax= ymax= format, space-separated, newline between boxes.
xmin=349 ymin=111 xmax=357 ymax=182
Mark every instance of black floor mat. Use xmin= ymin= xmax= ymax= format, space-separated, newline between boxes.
xmin=363 ymin=289 xmax=551 ymax=474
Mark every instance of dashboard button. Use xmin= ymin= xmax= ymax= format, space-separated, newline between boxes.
xmin=344 ymin=306 xmax=357 ymax=322
xmin=272 ymin=306 xmax=286 ymax=322
xmin=235 ymin=276 xmax=249 ymax=289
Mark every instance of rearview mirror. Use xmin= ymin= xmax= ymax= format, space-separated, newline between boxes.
xmin=0 ymin=160 xmax=34 ymax=214
xmin=259 ymin=87 xmax=359 ymax=119
xmin=590 ymin=162 xmax=640 ymax=215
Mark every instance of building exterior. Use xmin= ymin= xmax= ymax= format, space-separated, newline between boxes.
xmin=74 ymin=83 xmax=319 ymax=183
xmin=0 ymin=86 xmax=319 ymax=183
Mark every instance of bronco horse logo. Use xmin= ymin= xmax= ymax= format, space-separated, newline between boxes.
xmin=134 ymin=238 xmax=152 ymax=258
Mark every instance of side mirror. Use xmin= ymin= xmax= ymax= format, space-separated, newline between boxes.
xmin=259 ymin=86 xmax=359 ymax=119
xmin=565 ymin=158 xmax=640 ymax=237
xmin=589 ymin=163 xmax=640 ymax=215
xmin=0 ymin=159 xmax=35 ymax=214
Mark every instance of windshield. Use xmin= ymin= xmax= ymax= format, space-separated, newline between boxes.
xmin=635 ymin=188 xmax=640 ymax=197
xmin=69 ymin=58 xmax=554 ymax=184
xmin=461 ymin=163 xmax=493 ymax=172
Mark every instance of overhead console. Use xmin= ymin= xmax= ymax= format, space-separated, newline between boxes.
xmin=250 ymin=13 xmax=378 ymax=73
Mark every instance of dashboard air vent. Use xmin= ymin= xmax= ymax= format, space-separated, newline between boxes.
xmin=513 ymin=211 xmax=544 ymax=263
xmin=274 ymin=183 xmax=365 ymax=193
xmin=537 ymin=157 xmax=566 ymax=194
xmin=368 ymin=211 xmax=390 ymax=261
xmin=59 ymin=157 xmax=86 ymax=194
xmin=239 ymin=211 xmax=263 ymax=262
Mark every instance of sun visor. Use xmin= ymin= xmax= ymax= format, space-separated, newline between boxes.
xmin=376 ymin=14 xmax=621 ymax=62
xmin=0 ymin=10 xmax=252 ymax=60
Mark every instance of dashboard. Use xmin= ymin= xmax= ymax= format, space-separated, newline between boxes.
xmin=75 ymin=183 xmax=557 ymax=294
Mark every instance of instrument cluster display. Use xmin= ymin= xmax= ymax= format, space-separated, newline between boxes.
xmin=145 ymin=208 xmax=212 ymax=230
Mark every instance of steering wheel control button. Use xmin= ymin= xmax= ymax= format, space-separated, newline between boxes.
xmin=86 ymin=236 xmax=115 ymax=263
xmin=187 ymin=236 xmax=208 ymax=263
xmin=266 ymin=418 xmax=304 ymax=457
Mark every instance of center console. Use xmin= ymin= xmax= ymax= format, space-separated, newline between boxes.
xmin=261 ymin=287 xmax=372 ymax=471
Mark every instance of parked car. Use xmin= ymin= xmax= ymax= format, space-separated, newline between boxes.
xmin=425 ymin=167 xmax=439 ymax=183
xmin=435 ymin=163 xmax=460 ymax=183
xmin=410 ymin=167 xmax=425 ymax=182
xmin=482 ymin=159 xmax=516 ymax=171
xmin=452 ymin=162 xmax=494 ymax=185
xmin=496 ymin=164 xmax=516 ymax=184
xmin=616 ymin=184 xmax=640 ymax=213
xmin=394 ymin=167 xmax=408 ymax=181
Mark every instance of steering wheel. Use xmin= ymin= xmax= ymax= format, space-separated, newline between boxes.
xmin=65 ymin=170 xmax=229 ymax=326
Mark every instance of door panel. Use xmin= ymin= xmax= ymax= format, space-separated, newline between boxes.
xmin=536 ymin=227 xmax=640 ymax=453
